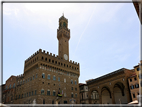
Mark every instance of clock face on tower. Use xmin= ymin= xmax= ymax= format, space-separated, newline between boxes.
xmin=64 ymin=54 xmax=68 ymax=60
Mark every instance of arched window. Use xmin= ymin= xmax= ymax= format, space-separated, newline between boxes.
xmin=58 ymin=77 xmax=60 ymax=81
xmin=71 ymin=80 xmax=73 ymax=84
xmin=42 ymin=73 xmax=45 ymax=78
xmin=13 ymin=83 xmax=15 ymax=88
xmin=71 ymin=92 xmax=73 ymax=97
xmin=41 ymin=89 xmax=44 ymax=95
xmin=64 ymin=78 xmax=66 ymax=83
xmin=92 ymin=91 xmax=99 ymax=100
xmin=75 ymin=80 xmax=77 ymax=85
xmin=47 ymin=74 xmax=50 ymax=79
xmin=53 ymin=75 xmax=56 ymax=81
xmin=47 ymin=90 xmax=50 ymax=95
xmin=53 ymin=90 xmax=56 ymax=96
xmin=9 ymin=84 xmax=11 ymax=89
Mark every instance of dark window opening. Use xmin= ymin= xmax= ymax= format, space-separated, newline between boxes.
xmin=130 ymin=79 xmax=132 ymax=82
xmin=133 ymin=94 xmax=135 ymax=98
xmin=42 ymin=57 xmax=44 ymax=60
xmin=53 ymin=92 xmax=56 ymax=96
xmin=135 ymin=84 xmax=139 ymax=88
xmin=47 ymin=91 xmax=50 ymax=95
xmin=45 ymin=58 xmax=47 ymax=61
xmin=131 ymin=85 xmax=134 ymax=89
xmin=134 ymin=77 xmax=137 ymax=81
xmin=71 ymin=94 xmax=73 ymax=97
xmin=52 ymin=60 xmax=54 ymax=63
xmin=71 ymin=87 xmax=73 ymax=90
xmin=49 ymin=59 xmax=51 ymax=62
xmin=137 ymin=67 xmax=140 ymax=71
xmin=43 ymin=99 xmax=45 ymax=104
xmin=64 ymin=64 xmax=65 ymax=67
xmin=64 ymin=101 xmax=67 ymax=104
xmin=43 ymin=82 xmax=44 ymax=84
xmin=55 ymin=61 xmax=57 ymax=64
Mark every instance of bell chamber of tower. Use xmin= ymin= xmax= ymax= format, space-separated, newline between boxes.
xmin=57 ymin=15 xmax=70 ymax=61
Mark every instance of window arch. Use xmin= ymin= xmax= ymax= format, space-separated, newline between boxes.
xmin=71 ymin=80 xmax=73 ymax=84
xmin=9 ymin=84 xmax=11 ymax=89
xmin=13 ymin=83 xmax=15 ymax=88
xmin=75 ymin=80 xmax=77 ymax=85
xmin=42 ymin=73 xmax=45 ymax=78
xmin=91 ymin=91 xmax=99 ymax=100
xmin=53 ymin=90 xmax=56 ymax=96
xmin=47 ymin=74 xmax=50 ymax=79
xmin=58 ymin=77 xmax=60 ymax=81
xmin=53 ymin=75 xmax=56 ymax=80
xmin=47 ymin=89 xmax=50 ymax=95
xmin=41 ymin=89 xmax=44 ymax=95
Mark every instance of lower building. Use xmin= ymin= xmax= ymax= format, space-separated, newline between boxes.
xmin=86 ymin=68 xmax=134 ymax=104
xmin=128 ymin=73 xmax=139 ymax=101
xmin=79 ymin=83 xmax=89 ymax=104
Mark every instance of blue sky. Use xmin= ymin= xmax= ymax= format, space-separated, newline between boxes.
xmin=2 ymin=3 xmax=140 ymax=84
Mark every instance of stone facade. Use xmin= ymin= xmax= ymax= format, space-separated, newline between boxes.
xmin=128 ymin=73 xmax=139 ymax=101
xmin=87 ymin=68 xmax=134 ymax=104
xmin=2 ymin=76 xmax=16 ymax=104
xmin=79 ymin=83 xmax=89 ymax=104
xmin=134 ymin=60 xmax=142 ymax=94
xmin=2 ymin=15 xmax=80 ymax=104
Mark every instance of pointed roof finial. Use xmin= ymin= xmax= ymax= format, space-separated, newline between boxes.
xmin=63 ymin=12 xmax=64 ymax=16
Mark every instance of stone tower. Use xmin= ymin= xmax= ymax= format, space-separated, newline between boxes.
xmin=57 ymin=14 xmax=70 ymax=61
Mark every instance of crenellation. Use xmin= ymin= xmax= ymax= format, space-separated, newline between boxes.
xmin=43 ymin=50 xmax=45 ymax=53
xmin=53 ymin=54 xmax=55 ymax=57
xmin=39 ymin=49 xmax=42 ymax=52
xmin=50 ymin=53 xmax=52 ymax=56
xmin=47 ymin=51 xmax=49 ymax=55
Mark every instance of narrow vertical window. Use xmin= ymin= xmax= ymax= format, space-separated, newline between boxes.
xmin=47 ymin=90 xmax=50 ymax=95
xmin=41 ymin=89 xmax=44 ymax=95
xmin=53 ymin=91 xmax=56 ymax=96
xmin=42 ymin=73 xmax=45 ymax=78
xmin=71 ymin=80 xmax=73 ymax=84
xmin=47 ymin=74 xmax=50 ymax=79
xmin=53 ymin=75 xmax=56 ymax=81
xmin=58 ymin=77 xmax=60 ymax=81
xmin=64 ymin=78 xmax=66 ymax=83
xmin=75 ymin=80 xmax=77 ymax=85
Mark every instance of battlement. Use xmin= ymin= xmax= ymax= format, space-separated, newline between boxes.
xmin=16 ymin=74 xmax=24 ymax=79
xmin=25 ymin=49 xmax=79 ymax=66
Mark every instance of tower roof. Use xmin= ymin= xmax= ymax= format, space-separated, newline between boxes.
xmin=59 ymin=14 xmax=68 ymax=22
